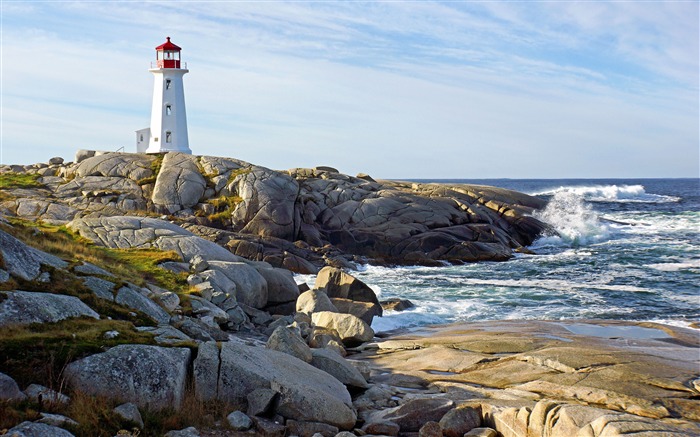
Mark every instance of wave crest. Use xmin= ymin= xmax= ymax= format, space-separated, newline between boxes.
xmin=532 ymin=191 xmax=609 ymax=247
xmin=532 ymin=184 xmax=680 ymax=203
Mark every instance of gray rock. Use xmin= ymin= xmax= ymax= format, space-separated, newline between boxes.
xmin=227 ymin=411 xmax=253 ymax=431
xmin=217 ymin=341 xmax=356 ymax=429
xmin=114 ymin=402 xmax=144 ymax=428
xmin=24 ymin=384 xmax=70 ymax=405
xmin=171 ymin=316 xmax=228 ymax=342
xmin=164 ymin=427 xmax=200 ymax=437
xmin=311 ymin=311 xmax=374 ymax=346
xmin=0 ymin=229 xmax=68 ymax=281
xmin=310 ymin=348 xmax=368 ymax=389
xmin=72 ymin=152 xmax=155 ymax=181
xmin=0 ymin=269 xmax=9 ymax=282
xmin=207 ymin=261 xmax=268 ymax=309
xmin=297 ymin=289 xmax=338 ymax=315
xmin=48 ymin=157 xmax=64 ymax=165
xmin=81 ymin=276 xmax=116 ymax=301
xmin=152 ymin=152 xmax=206 ymax=212
xmin=314 ymin=267 xmax=381 ymax=308
xmin=75 ymin=149 xmax=96 ymax=163
xmin=0 ymin=371 xmax=27 ymax=401
xmin=231 ymin=167 xmax=299 ymax=240
xmin=362 ymin=421 xmax=400 ymax=436
xmin=440 ymin=405 xmax=482 ymax=437
xmin=381 ymin=298 xmax=415 ymax=312
xmin=286 ymin=419 xmax=339 ymax=437
xmin=115 ymin=286 xmax=170 ymax=324
xmin=267 ymin=326 xmax=313 ymax=363
xmin=136 ymin=325 xmax=192 ymax=345
xmin=156 ymin=291 xmax=181 ymax=312
xmin=5 ymin=421 xmax=75 ymax=437
xmin=239 ymin=303 xmax=273 ymax=325
xmin=367 ymin=398 xmax=455 ymax=432
xmin=330 ymin=297 xmax=382 ymax=326
xmin=64 ymin=345 xmax=191 ymax=410
xmin=190 ymin=254 xmax=209 ymax=273
xmin=189 ymin=295 xmax=229 ymax=325
xmin=247 ymin=388 xmax=279 ymax=417
xmin=0 ymin=290 xmax=99 ymax=327
xmin=190 ymin=269 xmax=237 ymax=296
xmin=38 ymin=412 xmax=79 ymax=428
xmin=193 ymin=341 xmax=220 ymax=402
xmin=256 ymin=267 xmax=300 ymax=304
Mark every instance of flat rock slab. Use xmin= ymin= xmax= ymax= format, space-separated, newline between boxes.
xmin=0 ymin=290 xmax=99 ymax=327
xmin=354 ymin=320 xmax=700 ymax=435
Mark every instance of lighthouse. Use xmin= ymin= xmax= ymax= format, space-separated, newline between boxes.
xmin=136 ymin=37 xmax=191 ymax=154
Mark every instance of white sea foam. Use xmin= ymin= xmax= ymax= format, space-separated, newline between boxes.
xmin=646 ymin=260 xmax=700 ymax=272
xmin=532 ymin=184 xmax=680 ymax=203
xmin=532 ymin=191 xmax=610 ymax=246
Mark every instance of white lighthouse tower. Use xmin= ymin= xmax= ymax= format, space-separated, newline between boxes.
xmin=136 ymin=37 xmax=191 ymax=154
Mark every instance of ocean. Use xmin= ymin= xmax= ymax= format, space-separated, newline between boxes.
xmin=300 ymin=178 xmax=700 ymax=333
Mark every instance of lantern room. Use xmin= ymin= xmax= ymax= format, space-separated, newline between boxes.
xmin=155 ymin=37 xmax=182 ymax=69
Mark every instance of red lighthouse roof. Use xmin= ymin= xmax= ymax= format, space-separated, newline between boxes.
xmin=156 ymin=37 xmax=181 ymax=51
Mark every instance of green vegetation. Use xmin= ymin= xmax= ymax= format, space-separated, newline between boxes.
xmin=1 ymin=219 xmax=189 ymax=294
xmin=227 ymin=167 xmax=252 ymax=184
xmin=0 ymin=318 xmax=156 ymax=389
xmin=198 ymin=195 xmax=243 ymax=224
xmin=135 ymin=154 xmax=164 ymax=185
xmin=0 ymin=172 xmax=44 ymax=190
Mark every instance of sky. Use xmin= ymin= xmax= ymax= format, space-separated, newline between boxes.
xmin=1 ymin=1 xmax=698 ymax=179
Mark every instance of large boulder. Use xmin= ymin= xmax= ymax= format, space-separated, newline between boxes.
xmin=296 ymin=289 xmax=338 ymax=315
xmin=152 ymin=152 xmax=206 ymax=212
xmin=310 ymin=348 xmax=368 ymax=389
xmin=207 ymin=261 xmax=268 ymax=309
xmin=267 ymin=326 xmax=313 ymax=363
xmin=311 ymin=311 xmax=374 ymax=346
xmin=64 ymin=345 xmax=191 ymax=410
xmin=0 ymin=229 xmax=68 ymax=281
xmin=230 ymin=167 xmax=300 ymax=240
xmin=212 ymin=341 xmax=357 ymax=429
xmin=366 ymin=398 xmax=455 ymax=432
xmin=255 ymin=266 xmax=299 ymax=305
xmin=0 ymin=371 xmax=26 ymax=401
xmin=314 ymin=267 xmax=381 ymax=310
xmin=0 ymin=290 xmax=99 ymax=327
xmin=330 ymin=297 xmax=382 ymax=325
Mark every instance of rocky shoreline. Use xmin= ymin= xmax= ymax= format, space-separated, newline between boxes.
xmin=0 ymin=151 xmax=698 ymax=436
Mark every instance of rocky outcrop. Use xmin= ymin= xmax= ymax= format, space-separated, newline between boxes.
xmin=311 ymin=311 xmax=374 ymax=346
xmin=64 ymin=345 xmax=191 ymax=410
xmin=152 ymin=153 xmax=206 ymax=213
xmin=3 ymin=152 xmax=548 ymax=266
xmin=353 ymin=320 xmax=700 ymax=436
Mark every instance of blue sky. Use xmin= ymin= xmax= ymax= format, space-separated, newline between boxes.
xmin=2 ymin=1 xmax=698 ymax=178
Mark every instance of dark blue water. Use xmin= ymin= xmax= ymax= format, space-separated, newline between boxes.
xmin=305 ymin=179 xmax=699 ymax=332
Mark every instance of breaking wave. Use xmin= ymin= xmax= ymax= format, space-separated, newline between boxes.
xmin=532 ymin=191 xmax=610 ymax=247
xmin=532 ymin=184 xmax=680 ymax=203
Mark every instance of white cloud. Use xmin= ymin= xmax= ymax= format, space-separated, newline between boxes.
xmin=1 ymin=1 xmax=697 ymax=177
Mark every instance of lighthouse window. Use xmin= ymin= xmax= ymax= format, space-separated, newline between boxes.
xmin=165 ymin=132 xmax=172 ymax=143
xmin=166 ymin=105 xmax=172 ymax=115
xmin=139 ymin=134 xmax=144 ymax=142
xmin=165 ymin=79 xmax=171 ymax=89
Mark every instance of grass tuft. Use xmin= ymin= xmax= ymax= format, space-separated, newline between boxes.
xmin=0 ymin=173 xmax=44 ymax=189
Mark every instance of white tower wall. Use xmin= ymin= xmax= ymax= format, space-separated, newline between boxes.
xmin=146 ymin=68 xmax=191 ymax=154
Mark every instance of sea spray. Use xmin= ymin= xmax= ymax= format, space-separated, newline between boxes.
xmin=532 ymin=184 xmax=681 ymax=203
xmin=532 ymin=191 xmax=609 ymax=247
